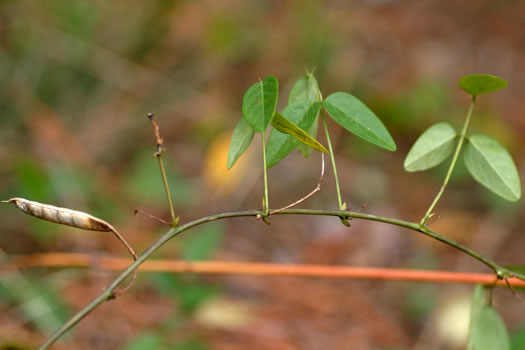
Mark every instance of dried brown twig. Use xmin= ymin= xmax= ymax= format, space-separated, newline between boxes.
xmin=147 ymin=113 xmax=179 ymax=226
xmin=148 ymin=112 xmax=165 ymax=156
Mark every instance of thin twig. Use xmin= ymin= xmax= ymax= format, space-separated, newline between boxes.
xmin=10 ymin=252 xmax=525 ymax=288
xmin=148 ymin=112 xmax=164 ymax=155
xmin=147 ymin=113 xmax=178 ymax=226
xmin=105 ymin=225 xmax=137 ymax=297
xmin=504 ymin=278 xmax=525 ymax=304
xmin=134 ymin=208 xmax=171 ymax=226
xmin=270 ymin=153 xmax=325 ymax=214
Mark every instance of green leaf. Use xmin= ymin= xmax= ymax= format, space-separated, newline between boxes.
xmin=288 ymin=72 xmax=322 ymax=158
xmin=502 ymin=265 xmax=525 ymax=284
xmin=227 ymin=117 xmax=255 ymax=169
xmin=504 ymin=265 xmax=525 ymax=276
xmin=468 ymin=285 xmax=485 ymax=350
xmin=459 ymin=74 xmax=507 ymax=96
xmin=464 ymin=134 xmax=521 ymax=201
xmin=288 ymin=72 xmax=321 ymax=104
xmin=404 ymin=122 xmax=457 ymax=172
xmin=297 ymin=118 xmax=319 ymax=158
xmin=269 ymin=110 xmax=327 ymax=160
xmin=470 ymin=306 xmax=510 ymax=350
xmin=242 ymin=75 xmax=279 ymax=133
xmin=322 ymin=92 xmax=397 ymax=151
xmin=266 ymin=101 xmax=322 ymax=167
xmin=510 ymin=327 xmax=525 ymax=350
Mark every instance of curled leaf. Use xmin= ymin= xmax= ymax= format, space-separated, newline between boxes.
xmin=297 ymin=118 xmax=319 ymax=159
xmin=266 ymin=101 xmax=322 ymax=167
xmin=271 ymin=111 xmax=328 ymax=155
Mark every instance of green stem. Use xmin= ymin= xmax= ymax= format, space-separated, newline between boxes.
xmin=321 ymin=110 xmax=343 ymax=209
xmin=261 ymin=133 xmax=269 ymax=216
xmin=420 ymin=95 xmax=477 ymax=225
xmin=156 ymin=156 xmax=178 ymax=226
xmin=39 ymin=206 xmax=519 ymax=349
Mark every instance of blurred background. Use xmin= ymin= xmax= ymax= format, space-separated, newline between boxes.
xmin=1 ymin=0 xmax=525 ymax=349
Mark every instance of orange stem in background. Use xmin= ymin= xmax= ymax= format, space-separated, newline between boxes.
xmin=7 ymin=252 xmax=525 ymax=288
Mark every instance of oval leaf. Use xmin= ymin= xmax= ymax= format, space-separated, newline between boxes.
xmin=464 ymin=134 xmax=521 ymax=201
xmin=470 ymin=306 xmax=510 ymax=350
xmin=266 ymin=101 xmax=322 ymax=167
xmin=404 ymin=122 xmax=457 ymax=172
xmin=227 ymin=117 xmax=255 ymax=169
xmin=289 ymin=72 xmax=322 ymax=158
xmin=271 ymin=111 xmax=327 ymax=155
xmin=288 ymin=72 xmax=321 ymax=104
xmin=459 ymin=74 xmax=507 ymax=96
xmin=242 ymin=75 xmax=279 ymax=133
xmin=468 ymin=285 xmax=485 ymax=350
xmin=323 ymin=92 xmax=396 ymax=151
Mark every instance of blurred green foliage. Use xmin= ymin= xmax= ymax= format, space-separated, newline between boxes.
xmin=124 ymin=151 xmax=196 ymax=208
xmin=0 ymin=273 xmax=72 ymax=336
xmin=1 ymin=0 xmax=524 ymax=348
xmin=511 ymin=327 xmax=525 ymax=350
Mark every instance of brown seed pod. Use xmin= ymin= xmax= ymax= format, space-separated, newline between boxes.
xmin=3 ymin=198 xmax=115 ymax=231
xmin=3 ymin=197 xmax=138 ymax=295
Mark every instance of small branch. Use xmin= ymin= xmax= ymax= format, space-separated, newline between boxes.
xmin=134 ymin=208 xmax=172 ymax=226
xmin=270 ymin=153 xmax=324 ymax=214
xmin=147 ymin=113 xmax=178 ymax=226
xmin=37 ymin=208 xmax=525 ymax=349
xmin=10 ymin=252 xmax=525 ymax=288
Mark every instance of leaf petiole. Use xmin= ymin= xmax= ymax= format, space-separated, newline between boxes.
xmin=321 ymin=109 xmax=343 ymax=210
xmin=261 ymin=133 xmax=269 ymax=217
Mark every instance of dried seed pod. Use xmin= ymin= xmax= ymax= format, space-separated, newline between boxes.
xmin=3 ymin=198 xmax=114 ymax=231
xmin=3 ymin=197 xmax=137 ymax=294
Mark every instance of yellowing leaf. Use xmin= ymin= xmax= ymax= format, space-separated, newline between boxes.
xmin=271 ymin=112 xmax=328 ymax=154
